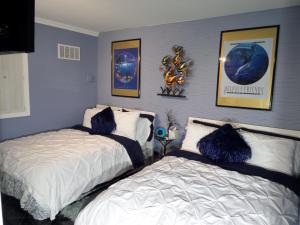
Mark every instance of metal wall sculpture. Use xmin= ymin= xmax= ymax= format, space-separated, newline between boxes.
xmin=158 ymin=45 xmax=192 ymax=98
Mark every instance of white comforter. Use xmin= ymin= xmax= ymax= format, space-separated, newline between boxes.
xmin=0 ymin=129 xmax=132 ymax=220
xmin=75 ymin=155 xmax=299 ymax=225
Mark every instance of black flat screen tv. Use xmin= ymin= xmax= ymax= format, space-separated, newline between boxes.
xmin=0 ymin=0 xmax=35 ymax=54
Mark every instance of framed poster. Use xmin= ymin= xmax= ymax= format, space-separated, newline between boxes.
xmin=111 ymin=39 xmax=141 ymax=98
xmin=216 ymin=25 xmax=279 ymax=110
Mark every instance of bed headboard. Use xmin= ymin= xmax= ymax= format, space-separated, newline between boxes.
xmin=187 ymin=117 xmax=300 ymax=177
xmin=187 ymin=117 xmax=300 ymax=138
xmin=96 ymin=104 xmax=156 ymax=159
xmin=96 ymin=104 xmax=155 ymax=117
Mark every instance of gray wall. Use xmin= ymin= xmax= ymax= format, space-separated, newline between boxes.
xmin=0 ymin=24 xmax=98 ymax=141
xmin=97 ymin=6 xmax=300 ymax=136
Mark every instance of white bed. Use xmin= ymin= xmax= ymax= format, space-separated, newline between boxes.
xmin=0 ymin=106 xmax=155 ymax=220
xmin=75 ymin=117 xmax=300 ymax=225
xmin=0 ymin=192 xmax=2 ymax=225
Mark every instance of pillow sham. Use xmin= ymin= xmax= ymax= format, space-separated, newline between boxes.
xmin=181 ymin=122 xmax=217 ymax=154
xmin=90 ymin=107 xmax=116 ymax=135
xmin=83 ymin=108 xmax=104 ymax=128
xmin=294 ymin=143 xmax=300 ymax=177
xmin=239 ymin=127 xmax=300 ymax=141
xmin=140 ymin=114 xmax=154 ymax=142
xmin=122 ymin=109 xmax=155 ymax=143
xmin=240 ymin=130 xmax=297 ymax=175
xmin=113 ymin=110 xmax=140 ymax=140
xmin=135 ymin=118 xmax=152 ymax=146
xmin=197 ymin=124 xmax=251 ymax=162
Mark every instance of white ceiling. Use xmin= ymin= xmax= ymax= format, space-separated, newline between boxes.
xmin=36 ymin=0 xmax=300 ymax=35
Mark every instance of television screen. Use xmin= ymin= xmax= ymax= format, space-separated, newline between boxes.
xmin=0 ymin=0 xmax=35 ymax=53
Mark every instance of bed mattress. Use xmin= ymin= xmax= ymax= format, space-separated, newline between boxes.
xmin=75 ymin=152 xmax=299 ymax=225
xmin=0 ymin=129 xmax=133 ymax=220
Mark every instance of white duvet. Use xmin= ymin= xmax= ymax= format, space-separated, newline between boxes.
xmin=75 ymin=155 xmax=299 ymax=225
xmin=0 ymin=129 xmax=132 ymax=220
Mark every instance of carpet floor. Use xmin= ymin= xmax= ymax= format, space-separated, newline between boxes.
xmin=1 ymin=192 xmax=99 ymax=225
xmin=1 ymin=154 xmax=159 ymax=225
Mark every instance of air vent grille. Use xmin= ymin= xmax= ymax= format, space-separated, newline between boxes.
xmin=58 ymin=44 xmax=80 ymax=61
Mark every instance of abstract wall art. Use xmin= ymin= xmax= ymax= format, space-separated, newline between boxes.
xmin=158 ymin=45 xmax=193 ymax=98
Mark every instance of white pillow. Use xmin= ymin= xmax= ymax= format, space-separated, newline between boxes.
xmin=113 ymin=111 xmax=140 ymax=140
xmin=240 ymin=130 xmax=297 ymax=176
xmin=135 ymin=117 xmax=152 ymax=146
xmin=294 ymin=142 xmax=300 ymax=177
xmin=181 ymin=122 xmax=217 ymax=154
xmin=83 ymin=108 xmax=104 ymax=128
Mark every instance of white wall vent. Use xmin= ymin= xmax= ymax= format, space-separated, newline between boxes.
xmin=58 ymin=44 xmax=80 ymax=61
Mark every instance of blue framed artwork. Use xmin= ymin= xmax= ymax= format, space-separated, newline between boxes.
xmin=216 ymin=26 xmax=279 ymax=110
xmin=111 ymin=39 xmax=141 ymax=98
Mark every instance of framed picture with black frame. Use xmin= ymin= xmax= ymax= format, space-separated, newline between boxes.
xmin=216 ymin=25 xmax=279 ymax=110
xmin=111 ymin=39 xmax=141 ymax=98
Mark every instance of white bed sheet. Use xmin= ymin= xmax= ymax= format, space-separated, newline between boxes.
xmin=0 ymin=129 xmax=132 ymax=220
xmin=75 ymin=155 xmax=299 ymax=225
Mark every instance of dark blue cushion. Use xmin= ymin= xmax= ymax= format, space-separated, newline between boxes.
xmin=90 ymin=107 xmax=116 ymax=135
xmin=197 ymin=124 xmax=251 ymax=162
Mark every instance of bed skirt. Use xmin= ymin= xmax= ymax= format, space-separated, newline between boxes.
xmin=0 ymin=170 xmax=50 ymax=220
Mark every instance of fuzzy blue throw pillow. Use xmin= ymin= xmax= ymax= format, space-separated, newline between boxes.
xmin=90 ymin=107 xmax=116 ymax=135
xmin=197 ymin=124 xmax=251 ymax=162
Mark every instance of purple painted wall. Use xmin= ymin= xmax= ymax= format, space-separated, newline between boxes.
xmin=0 ymin=24 xmax=98 ymax=141
xmin=1 ymin=7 xmax=299 ymax=142
xmin=97 ymin=6 xmax=300 ymax=134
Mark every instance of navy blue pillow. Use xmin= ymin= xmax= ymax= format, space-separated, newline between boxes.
xmin=90 ymin=107 xmax=116 ymax=135
xmin=197 ymin=124 xmax=251 ymax=162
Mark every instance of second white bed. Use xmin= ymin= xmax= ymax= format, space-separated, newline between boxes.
xmin=75 ymin=117 xmax=300 ymax=225
xmin=0 ymin=106 xmax=155 ymax=220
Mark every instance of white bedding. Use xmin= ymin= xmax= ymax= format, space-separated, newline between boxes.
xmin=0 ymin=129 xmax=132 ymax=220
xmin=75 ymin=155 xmax=299 ymax=225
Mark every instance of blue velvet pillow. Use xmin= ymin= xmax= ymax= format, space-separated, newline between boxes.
xmin=90 ymin=107 xmax=116 ymax=135
xmin=197 ymin=124 xmax=251 ymax=162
